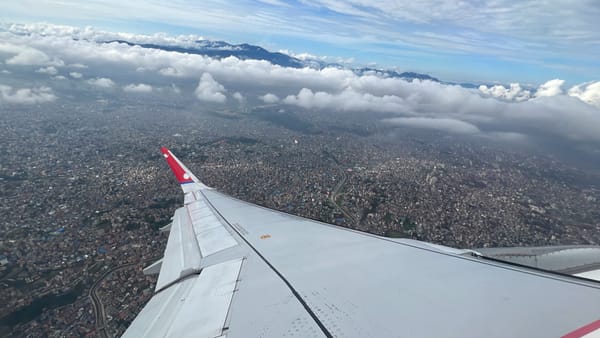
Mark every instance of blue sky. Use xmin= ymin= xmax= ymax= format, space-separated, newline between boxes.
xmin=2 ymin=0 xmax=600 ymax=85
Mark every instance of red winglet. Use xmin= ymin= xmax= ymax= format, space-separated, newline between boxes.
xmin=161 ymin=147 xmax=194 ymax=184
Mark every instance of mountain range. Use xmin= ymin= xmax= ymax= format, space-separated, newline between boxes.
xmin=106 ymin=39 xmax=494 ymax=88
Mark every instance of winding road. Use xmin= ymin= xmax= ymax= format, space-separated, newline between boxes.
xmin=323 ymin=149 xmax=358 ymax=226
xmin=89 ymin=258 xmax=157 ymax=338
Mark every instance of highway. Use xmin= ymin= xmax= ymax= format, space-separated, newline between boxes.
xmin=329 ymin=170 xmax=358 ymax=225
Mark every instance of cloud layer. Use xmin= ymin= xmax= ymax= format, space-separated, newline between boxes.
xmin=478 ymin=79 xmax=600 ymax=109
xmin=0 ymin=23 xmax=599 ymax=148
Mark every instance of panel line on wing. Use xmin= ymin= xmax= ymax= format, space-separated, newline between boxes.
xmin=155 ymin=207 xmax=202 ymax=291
xmin=204 ymin=191 xmax=600 ymax=289
xmin=198 ymin=190 xmax=334 ymax=338
xmin=186 ymin=198 xmax=238 ymax=257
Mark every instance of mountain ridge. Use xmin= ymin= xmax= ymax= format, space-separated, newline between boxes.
xmin=104 ymin=39 xmax=455 ymax=84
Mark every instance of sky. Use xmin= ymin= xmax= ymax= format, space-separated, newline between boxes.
xmin=1 ymin=2 xmax=600 ymax=165
xmin=1 ymin=0 xmax=600 ymax=85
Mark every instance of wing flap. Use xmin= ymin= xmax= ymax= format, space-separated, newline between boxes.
xmin=143 ymin=259 xmax=162 ymax=275
xmin=156 ymin=207 xmax=202 ymax=291
xmin=155 ymin=198 xmax=240 ymax=291
xmin=124 ymin=258 xmax=243 ymax=338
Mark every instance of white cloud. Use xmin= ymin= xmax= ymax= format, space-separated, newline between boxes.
xmin=195 ymin=73 xmax=226 ymax=103
xmin=568 ymin=81 xmax=600 ymax=108
xmin=70 ymin=63 xmax=88 ymax=68
xmin=1 ymin=70 xmax=11 ymax=74
xmin=123 ymin=83 xmax=153 ymax=93
xmin=280 ymin=49 xmax=354 ymax=65
xmin=233 ymin=92 xmax=245 ymax=102
xmin=281 ymin=81 xmax=600 ymax=142
xmin=159 ymin=67 xmax=181 ymax=76
xmin=291 ymin=1 xmax=600 ymax=59
xmin=535 ymin=79 xmax=564 ymax=97
xmin=503 ymin=95 xmax=600 ymax=142
xmin=69 ymin=72 xmax=83 ymax=79
xmin=171 ymin=84 xmax=181 ymax=94
xmin=87 ymin=77 xmax=115 ymax=88
xmin=1 ymin=43 xmax=64 ymax=66
xmin=257 ymin=0 xmax=289 ymax=6
xmin=54 ymin=75 xmax=66 ymax=80
xmin=479 ymin=83 xmax=530 ymax=101
xmin=280 ymin=50 xmax=318 ymax=61
xmin=480 ymin=79 xmax=600 ymax=109
xmin=259 ymin=93 xmax=279 ymax=103
xmin=0 ymin=84 xmax=57 ymax=104
xmin=283 ymin=87 xmax=409 ymax=114
xmin=36 ymin=66 xmax=58 ymax=75
xmin=384 ymin=117 xmax=481 ymax=134
xmin=6 ymin=49 xmax=54 ymax=65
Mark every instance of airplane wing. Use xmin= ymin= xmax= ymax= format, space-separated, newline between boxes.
xmin=123 ymin=147 xmax=600 ymax=338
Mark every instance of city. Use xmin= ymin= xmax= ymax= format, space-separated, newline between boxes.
xmin=1 ymin=94 xmax=599 ymax=336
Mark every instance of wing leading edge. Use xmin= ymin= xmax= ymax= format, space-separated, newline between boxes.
xmin=124 ymin=148 xmax=600 ymax=338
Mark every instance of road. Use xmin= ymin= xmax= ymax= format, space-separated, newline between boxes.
xmin=322 ymin=149 xmax=358 ymax=226
xmin=89 ymin=259 xmax=156 ymax=338
xmin=329 ymin=170 xmax=358 ymax=225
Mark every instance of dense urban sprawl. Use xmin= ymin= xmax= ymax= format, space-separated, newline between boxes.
xmin=1 ymin=98 xmax=599 ymax=336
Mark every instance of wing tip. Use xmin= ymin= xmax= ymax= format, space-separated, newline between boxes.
xmin=160 ymin=147 xmax=211 ymax=190
xmin=160 ymin=146 xmax=194 ymax=184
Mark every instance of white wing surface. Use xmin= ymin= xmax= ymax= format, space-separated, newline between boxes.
xmin=123 ymin=147 xmax=600 ymax=338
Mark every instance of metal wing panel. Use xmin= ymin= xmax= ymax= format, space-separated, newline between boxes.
xmin=124 ymin=273 xmax=197 ymax=338
xmin=197 ymin=226 xmax=238 ymax=257
xmin=202 ymin=189 xmax=600 ymax=338
xmin=188 ymin=198 xmax=238 ymax=256
xmin=156 ymin=207 xmax=202 ymax=291
xmin=167 ymin=258 xmax=243 ymax=338
xmin=184 ymin=191 xmax=196 ymax=205
xmin=223 ymin=252 xmax=327 ymax=338
xmin=124 ymin=258 xmax=243 ymax=338
xmin=155 ymin=196 xmax=239 ymax=291
xmin=145 ymin=148 xmax=329 ymax=337
xmin=133 ymin=148 xmax=600 ymax=338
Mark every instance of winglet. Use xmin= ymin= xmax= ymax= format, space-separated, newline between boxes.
xmin=160 ymin=147 xmax=210 ymax=192
xmin=161 ymin=147 xmax=194 ymax=185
